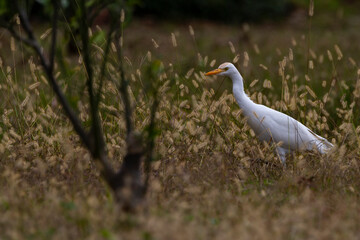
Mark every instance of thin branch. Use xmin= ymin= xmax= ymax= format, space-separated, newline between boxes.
xmin=143 ymin=97 xmax=159 ymax=194
xmin=49 ymin=0 xmax=58 ymax=73
xmin=16 ymin=3 xmax=34 ymax=39
xmin=6 ymin=26 xmax=37 ymax=48
xmin=114 ymin=18 xmax=133 ymax=137
xmin=95 ymin=23 xmax=116 ymax=107
xmin=79 ymin=0 xmax=106 ymax=158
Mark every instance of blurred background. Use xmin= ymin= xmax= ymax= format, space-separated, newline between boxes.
xmin=29 ymin=0 xmax=360 ymax=24
xmin=13 ymin=0 xmax=358 ymax=73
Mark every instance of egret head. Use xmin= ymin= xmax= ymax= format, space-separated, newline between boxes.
xmin=205 ymin=62 xmax=237 ymax=77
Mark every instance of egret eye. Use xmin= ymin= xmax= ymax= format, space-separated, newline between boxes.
xmin=224 ymin=67 xmax=229 ymax=71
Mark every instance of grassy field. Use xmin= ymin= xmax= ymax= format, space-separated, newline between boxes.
xmin=1 ymin=8 xmax=360 ymax=240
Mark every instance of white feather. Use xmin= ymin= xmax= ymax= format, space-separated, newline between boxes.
xmin=206 ymin=62 xmax=333 ymax=164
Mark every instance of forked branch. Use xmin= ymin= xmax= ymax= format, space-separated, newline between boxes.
xmin=4 ymin=0 xmax=160 ymax=211
xmin=8 ymin=0 xmax=116 ymax=180
xmin=11 ymin=0 xmax=92 ymax=150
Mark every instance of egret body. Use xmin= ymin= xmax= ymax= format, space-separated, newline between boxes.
xmin=205 ymin=62 xmax=333 ymax=164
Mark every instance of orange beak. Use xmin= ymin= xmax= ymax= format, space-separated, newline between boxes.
xmin=205 ymin=68 xmax=225 ymax=76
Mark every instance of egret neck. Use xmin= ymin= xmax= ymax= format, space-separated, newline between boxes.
xmin=230 ymin=71 xmax=254 ymax=113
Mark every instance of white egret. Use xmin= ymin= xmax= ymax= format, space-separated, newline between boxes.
xmin=205 ymin=62 xmax=333 ymax=165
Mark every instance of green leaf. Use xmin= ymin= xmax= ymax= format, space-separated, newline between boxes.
xmin=85 ymin=0 xmax=97 ymax=8
xmin=60 ymin=201 xmax=76 ymax=211
xmin=0 ymin=1 xmax=8 ymax=16
xmin=90 ymin=30 xmax=106 ymax=45
xmin=100 ymin=229 xmax=114 ymax=240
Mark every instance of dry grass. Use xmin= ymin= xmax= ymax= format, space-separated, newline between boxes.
xmin=1 ymin=12 xmax=360 ymax=239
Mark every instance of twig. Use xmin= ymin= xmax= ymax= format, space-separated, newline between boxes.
xmin=79 ymin=0 xmax=104 ymax=156
xmin=114 ymin=18 xmax=133 ymax=137
xmin=6 ymin=26 xmax=36 ymax=47
xmin=49 ymin=0 xmax=58 ymax=73
xmin=95 ymin=23 xmax=116 ymax=107
xmin=143 ymin=97 xmax=159 ymax=194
